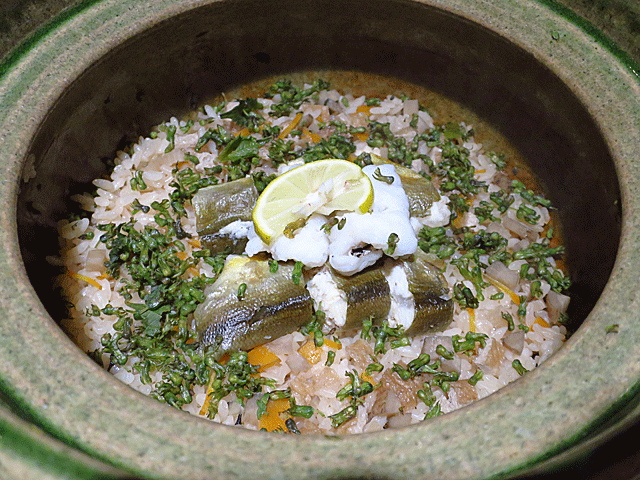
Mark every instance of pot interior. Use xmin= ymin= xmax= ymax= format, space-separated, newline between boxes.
xmin=18 ymin=0 xmax=619 ymax=362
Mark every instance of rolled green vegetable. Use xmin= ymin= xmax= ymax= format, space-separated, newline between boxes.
xmin=330 ymin=266 xmax=391 ymax=330
xmin=195 ymin=256 xmax=314 ymax=357
xmin=403 ymin=250 xmax=454 ymax=336
xmin=193 ymin=176 xmax=258 ymax=254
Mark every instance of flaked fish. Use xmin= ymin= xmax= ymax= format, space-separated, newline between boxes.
xmin=368 ymin=153 xmax=441 ymax=217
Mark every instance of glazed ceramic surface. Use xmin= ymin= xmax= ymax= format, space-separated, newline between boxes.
xmin=1 ymin=1 xmax=640 ymax=479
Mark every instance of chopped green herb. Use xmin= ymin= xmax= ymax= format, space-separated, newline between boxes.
xmin=442 ymin=122 xmax=466 ymax=140
xmin=265 ymin=79 xmax=330 ymax=117
xmin=195 ymin=126 xmax=232 ymax=152
xmin=220 ymin=98 xmax=264 ymax=130
xmin=365 ymin=362 xmax=383 ymax=377
xmin=452 ymin=331 xmax=488 ymax=353
xmin=179 ymin=119 xmax=194 ymax=134
xmin=424 ymin=402 xmax=442 ymax=419
xmin=451 ymin=256 xmax=489 ymax=302
xmin=512 ymin=180 xmax=552 ymax=208
xmin=292 ymin=261 xmax=304 ymax=285
xmin=159 ymin=124 xmax=177 ymax=153
xmin=184 ymin=152 xmax=200 ymax=165
xmin=330 ymin=405 xmax=357 ymax=428
xmin=474 ymin=200 xmax=499 ymax=223
xmin=218 ymin=135 xmax=265 ymax=165
xmin=336 ymin=370 xmax=374 ymax=402
xmin=418 ymin=226 xmax=457 ymax=259
xmin=300 ymin=132 xmax=356 ymax=163
xmin=502 ymin=311 xmax=515 ymax=331
xmin=285 ymin=396 xmax=315 ymax=419
xmin=468 ymin=369 xmax=484 ymax=386
xmin=325 ymin=350 xmax=336 ymax=367
xmin=283 ymin=218 xmax=306 ymax=239
xmin=237 ymin=283 xmax=247 ymax=300
xmin=361 ymin=317 xmax=373 ymax=341
xmin=530 ymin=280 xmax=543 ymax=298
xmin=432 ymin=371 xmax=459 ymax=392
xmin=418 ymin=383 xmax=442 ymax=419
xmin=130 ymin=171 xmax=147 ymax=191
xmin=605 ymin=324 xmax=619 ymax=334
xmin=257 ymin=393 xmax=269 ymax=420
xmin=453 ymin=283 xmax=479 ymax=309
xmin=516 ymin=204 xmax=540 ymax=225
xmin=322 ymin=217 xmax=338 ymax=234
xmin=300 ymin=310 xmax=325 ymax=347
xmin=372 ymin=167 xmax=394 ymax=184
xmin=392 ymin=353 xmax=444 ymax=381
xmin=371 ymin=321 xmax=407 ymax=355
xmin=251 ymin=171 xmax=276 ymax=194
xmin=512 ymin=359 xmax=528 ymax=376
xmin=435 ymin=344 xmax=454 ymax=360
xmin=287 ymin=403 xmax=315 ymax=419
xmin=489 ymin=189 xmax=514 ymax=213
xmin=487 ymin=152 xmax=506 ymax=170
xmin=268 ymin=259 xmax=279 ymax=273
xmin=390 ymin=336 xmax=410 ymax=349
xmin=285 ymin=418 xmax=301 ymax=434
xmin=385 ymin=233 xmax=399 ymax=255
xmin=518 ymin=296 xmax=527 ymax=317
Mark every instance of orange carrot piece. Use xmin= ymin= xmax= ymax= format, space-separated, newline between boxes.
xmin=218 ymin=352 xmax=230 ymax=365
xmin=258 ymin=397 xmax=290 ymax=432
xmin=531 ymin=317 xmax=550 ymax=331
xmin=67 ymin=271 xmax=102 ymax=290
xmin=199 ymin=369 xmax=218 ymax=416
xmin=298 ymin=337 xmax=342 ymax=365
xmin=247 ymin=345 xmax=281 ymax=372
xmin=354 ymin=132 xmax=369 ymax=142
xmin=323 ymin=338 xmax=342 ymax=350
xmin=302 ymin=127 xmax=321 ymax=144
xmin=278 ymin=112 xmax=303 ymax=139
xmin=298 ymin=340 xmax=323 ymax=365
xmin=360 ymin=372 xmax=377 ymax=386
xmin=467 ymin=308 xmax=476 ymax=333
xmin=484 ymin=275 xmax=521 ymax=305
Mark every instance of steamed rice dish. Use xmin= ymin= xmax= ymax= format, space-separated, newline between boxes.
xmin=57 ymin=80 xmax=570 ymax=434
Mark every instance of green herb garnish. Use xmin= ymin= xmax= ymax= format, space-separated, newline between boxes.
xmin=512 ymin=359 xmax=528 ymax=376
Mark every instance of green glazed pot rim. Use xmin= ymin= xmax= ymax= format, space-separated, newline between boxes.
xmin=2 ymin=1 xmax=640 ymax=479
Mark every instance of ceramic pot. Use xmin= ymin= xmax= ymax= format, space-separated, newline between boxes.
xmin=1 ymin=0 xmax=639 ymax=478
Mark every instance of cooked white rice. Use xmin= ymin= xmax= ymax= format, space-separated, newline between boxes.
xmin=57 ymin=81 xmax=569 ymax=434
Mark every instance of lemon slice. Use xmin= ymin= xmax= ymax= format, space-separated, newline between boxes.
xmin=253 ymin=159 xmax=374 ymax=244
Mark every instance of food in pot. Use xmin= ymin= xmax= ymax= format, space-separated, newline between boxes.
xmin=58 ymin=79 xmax=570 ymax=434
